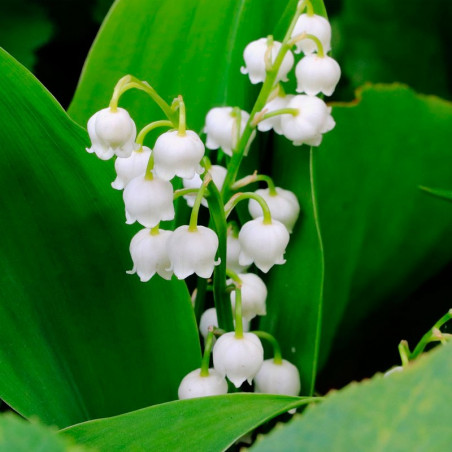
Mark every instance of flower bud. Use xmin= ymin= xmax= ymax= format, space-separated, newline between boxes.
xmin=291 ymin=14 xmax=332 ymax=55
xmin=239 ymin=217 xmax=290 ymax=273
xmin=123 ymin=174 xmax=175 ymax=228
xmin=167 ymin=226 xmax=220 ymax=279
xmin=280 ymin=95 xmax=335 ymax=146
xmin=127 ymin=228 xmax=172 ymax=281
xmin=204 ymin=107 xmax=249 ymax=156
xmin=229 ymin=273 xmax=267 ymax=321
xmin=257 ymin=94 xmax=294 ymax=135
xmin=248 ymin=187 xmax=300 ymax=233
xmin=254 ymin=359 xmax=301 ymax=396
xmin=295 ymin=54 xmax=341 ymax=96
xmin=199 ymin=307 xmax=249 ymax=340
xmin=178 ymin=368 xmax=228 ymax=399
xmin=153 ymin=130 xmax=205 ymax=181
xmin=226 ymin=230 xmax=250 ymax=274
xmin=241 ymin=38 xmax=294 ymax=84
xmin=111 ymin=146 xmax=151 ymax=190
xmin=182 ymin=165 xmax=227 ymax=208
xmin=86 ymin=107 xmax=138 ymax=160
xmin=213 ymin=332 xmax=263 ymax=387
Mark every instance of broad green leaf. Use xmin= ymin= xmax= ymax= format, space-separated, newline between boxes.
xmin=251 ymin=343 xmax=452 ymax=451
xmin=62 ymin=393 xmax=314 ymax=451
xmin=261 ymin=85 xmax=452 ymax=391
xmin=0 ymin=0 xmax=53 ymax=70
xmin=420 ymin=186 xmax=452 ymax=202
xmin=0 ymin=413 xmax=87 ymax=452
xmin=0 ymin=48 xmax=200 ymax=428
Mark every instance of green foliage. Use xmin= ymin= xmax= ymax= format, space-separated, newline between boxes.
xmin=0 ymin=48 xmax=200 ymax=428
xmin=420 ymin=186 xmax=452 ymax=202
xmin=0 ymin=414 xmax=87 ymax=452
xmin=62 ymin=393 xmax=313 ymax=451
xmin=251 ymin=343 xmax=452 ymax=451
xmin=0 ymin=0 xmax=53 ymax=70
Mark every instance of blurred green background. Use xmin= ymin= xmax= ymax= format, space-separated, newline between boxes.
xmin=0 ymin=0 xmax=451 ymax=397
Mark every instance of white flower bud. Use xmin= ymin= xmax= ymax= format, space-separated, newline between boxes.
xmin=111 ymin=146 xmax=151 ymax=190
xmin=86 ymin=107 xmax=138 ymax=160
xmin=204 ymin=107 xmax=250 ymax=156
xmin=123 ymin=174 xmax=175 ymax=227
xmin=182 ymin=165 xmax=227 ymax=208
xmin=229 ymin=273 xmax=267 ymax=321
xmin=199 ymin=307 xmax=249 ymax=340
xmin=153 ymin=130 xmax=205 ymax=181
xmin=127 ymin=228 xmax=172 ymax=281
xmin=291 ymin=14 xmax=332 ymax=55
xmin=167 ymin=225 xmax=220 ymax=279
xmin=257 ymin=94 xmax=294 ymax=135
xmin=280 ymin=95 xmax=335 ymax=146
xmin=239 ymin=217 xmax=290 ymax=273
xmin=213 ymin=332 xmax=264 ymax=387
xmin=254 ymin=359 xmax=301 ymax=396
xmin=248 ymin=187 xmax=300 ymax=233
xmin=241 ymin=38 xmax=294 ymax=84
xmin=295 ymin=54 xmax=341 ymax=96
xmin=178 ymin=368 xmax=228 ymax=399
xmin=226 ymin=230 xmax=250 ymax=274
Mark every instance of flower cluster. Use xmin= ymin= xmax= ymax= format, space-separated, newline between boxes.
xmin=85 ymin=0 xmax=339 ymax=406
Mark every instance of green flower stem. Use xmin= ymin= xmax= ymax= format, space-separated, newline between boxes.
xmin=108 ymin=75 xmax=177 ymax=123
xmin=200 ymin=329 xmax=215 ymax=377
xmin=234 ymin=287 xmax=244 ymax=339
xmin=188 ymin=174 xmax=212 ymax=232
xmin=304 ymin=0 xmax=314 ymax=16
xmin=410 ymin=309 xmax=452 ymax=360
xmin=259 ymin=108 xmax=299 ymax=122
xmin=398 ymin=340 xmax=410 ymax=367
xmin=136 ymin=120 xmax=174 ymax=146
xmin=150 ymin=224 xmax=160 ymax=236
xmin=173 ymin=188 xmax=199 ymax=200
xmin=224 ymin=192 xmax=272 ymax=224
xmin=252 ymin=330 xmax=283 ymax=364
xmin=221 ymin=1 xmax=306 ymax=198
xmin=289 ymin=33 xmax=325 ymax=57
xmin=231 ymin=107 xmax=242 ymax=152
xmin=177 ymin=95 xmax=187 ymax=136
xmin=206 ymin=181 xmax=234 ymax=332
xmin=232 ymin=173 xmax=277 ymax=195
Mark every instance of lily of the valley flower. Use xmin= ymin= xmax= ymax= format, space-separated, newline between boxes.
xmin=291 ymin=14 xmax=332 ymax=55
xmin=213 ymin=332 xmax=264 ymax=387
xmin=241 ymin=38 xmax=294 ymax=85
xmin=248 ymin=187 xmax=300 ymax=233
xmin=153 ymin=130 xmax=205 ymax=181
xmin=178 ymin=368 xmax=228 ymax=399
xmin=254 ymin=359 xmax=301 ymax=396
xmin=127 ymin=228 xmax=173 ymax=281
xmin=167 ymin=225 xmax=220 ymax=279
xmin=111 ymin=146 xmax=151 ymax=190
xmin=239 ymin=217 xmax=290 ymax=273
xmin=87 ymin=107 xmax=138 ymax=160
xmin=123 ymin=174 xmax=175 ymax=227
xmin=229 ymin=273 xmax=267 ymax=321
xmin=257 ymin=94 xmax=294 ymax=135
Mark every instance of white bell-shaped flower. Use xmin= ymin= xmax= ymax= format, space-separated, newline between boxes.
xmin=295 ymin=54 xmax=341 ymax=96
xmin=182 ymin=165 xmax=227 ymax=208
xmin=167 ymin=225 xmax=219 ymax=279
xmin=241 ymin=38 xmax=294 ymax=85
xmin=213 ymin=332 xmax=263 ymax=387
xmin=123 ymin=174 xmax=175 ymax=228
xmin=204 ymin=107 xmax=250 ymax=156
xmin=199 ymin=307 xmax=249 ymax=340
xmin=280 ymin=95 xmax=335 ymax=146
xmin=254 ymin=359 xmax=301 ymax=396
xmin=229 ymin=273 xmax=267 ymax=321
xmin=153 ymin=130 xmax=205 ymax=181
xmin=178 ymin=368 xmax=228 ymax=399
xmin=257 ymin=94 xmax=294 ymax=135
xmin=127 ymin=228 xmax=172 ymax=281
xmin=86 ymin=107 xmax=138 ymax=160
xmin=239 ymin=217 xmax=290 ymax=273
xmin=111 ymin=146 xmax=151 ymax=190
xmin=248 ymin=187 xmax=300 ymax=233
xmin=291 ymin=14 xmax=332 ymax=55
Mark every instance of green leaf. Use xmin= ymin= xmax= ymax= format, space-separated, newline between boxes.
xmin=0 ymin=0 xmax=53 ymax=70
xmin=420 ymin=186 xmax=452 ymax=202
xmin=0 ymin=414 xmax=88 ymax=452
xmin=0 ymin=48 xmax=200 ymax=428
xmin=251 ymin=344 xmax=452 ymax=451
xmin=261 ymin=85 xmax=452 ymax=392
xmin=62 ymin=393 xmax=313 ymax=451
